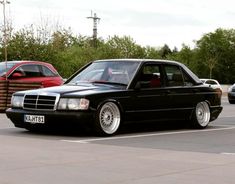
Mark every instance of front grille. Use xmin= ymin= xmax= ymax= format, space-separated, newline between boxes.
xmin=232 ymin=88 xmax=235 ymax=92
xmin=23 ymin=93 xmax=59 ymax=111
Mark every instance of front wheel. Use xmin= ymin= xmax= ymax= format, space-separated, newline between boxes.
xmin=94 ymin=102 xmax=121 ymax=136
xmin=191 ymin=101 xmax=210 ymax=129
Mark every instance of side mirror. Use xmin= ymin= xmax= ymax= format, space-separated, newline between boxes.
xmin=1 ymin=73 xmax=6 ymax=78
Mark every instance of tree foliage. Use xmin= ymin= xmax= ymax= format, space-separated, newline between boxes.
xmin=1 ymin=24 xmax=235 ymax=83
xmin=195 ymin=28 xmax=235 ymax=83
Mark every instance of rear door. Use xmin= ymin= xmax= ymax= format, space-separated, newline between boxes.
xmin=162 ymin=64 xmax=201 ymax=120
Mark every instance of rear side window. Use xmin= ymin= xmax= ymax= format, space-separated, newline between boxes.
xmin=41 ymin=65 xmax=58 ymax=77
xmin=165 ymin=65 xmax=184 ymax=86
xmin=164 ymin=65 xmax=194 ymax=87
xmin=181 ymin=70 xmax=194 ymax=86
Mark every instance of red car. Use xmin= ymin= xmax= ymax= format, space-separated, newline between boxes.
xmin=0 ymin=61 xmax=63 ymax=87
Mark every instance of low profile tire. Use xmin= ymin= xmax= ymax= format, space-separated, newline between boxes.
xmin=94 ymin=102 xmax=121 ymax=136
xmin=229 ymin=100 xmax=235 ymax=104
xmin=191 ymin=101 xmax=210 ymax=129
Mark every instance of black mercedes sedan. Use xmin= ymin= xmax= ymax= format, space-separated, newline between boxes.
xmin=6 ymin=59 xmax=223 ymax=136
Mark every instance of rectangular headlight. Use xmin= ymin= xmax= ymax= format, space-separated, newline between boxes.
xmin=57 ymin=98 xmax=89 ymax=110
xmin=67 ymin=99 xmax=81 ymax=110
xmin=11 ymin=95 xmax=24 ymax=108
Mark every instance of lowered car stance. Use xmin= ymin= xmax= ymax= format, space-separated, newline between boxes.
xmin=6 ymin=59 xmax=223 ymax=136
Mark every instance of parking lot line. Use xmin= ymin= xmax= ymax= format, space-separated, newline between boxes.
xmin=0 ymin=127 xmax=15 ymax=130
xmin=61 ymin=126 xmax=235 ymax=144
xmin=219 ymin=115 xmax=235 ymax=118
xmin=221 ymin=152 xmax=235 ymax=156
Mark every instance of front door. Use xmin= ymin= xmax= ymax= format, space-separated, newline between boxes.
xmin=128 ymin=63 xmax=171 ymax=122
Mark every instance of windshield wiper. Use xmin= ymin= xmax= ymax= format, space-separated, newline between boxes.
xmin=91 ymin=81 xmax=127 ymax=86
xmin=66 ymin=81 xmax=89 ymax=86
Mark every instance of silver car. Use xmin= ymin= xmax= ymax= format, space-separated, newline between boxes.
xmin=228 ymin=84 xmax=235 ymax=104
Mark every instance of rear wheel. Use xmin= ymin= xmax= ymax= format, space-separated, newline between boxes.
xmin=94 ymin=102 xmax=121 ymax=136
xmin=191 ymin=101 xmax=210 ymax=128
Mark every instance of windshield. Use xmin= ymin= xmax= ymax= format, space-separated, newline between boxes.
xmin=0 ymin=62 xmax=16 ymax=77
xmin=69 ymin=61 xmax=140 ymax=86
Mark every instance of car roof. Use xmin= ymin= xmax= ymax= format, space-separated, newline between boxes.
xmin=4 ymin=60 xmax=48 ymax=64
xmin=3 ymin=61 xmax=53 ymax=68
xmin=94 ymin=58 xmax=180 ymax=65
xmin=94 ymin=59 xmax=202 ymax=84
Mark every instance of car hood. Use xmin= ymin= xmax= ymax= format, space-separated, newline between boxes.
xmin=17 ymin=83 xmax=125 ymax=96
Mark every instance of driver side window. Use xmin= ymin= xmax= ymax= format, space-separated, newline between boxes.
xmin=13 ymin=65 xmax=41 ymax=78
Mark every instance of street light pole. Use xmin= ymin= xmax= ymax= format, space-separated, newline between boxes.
xmin=0 ymin=0 xmax=10 ymax=80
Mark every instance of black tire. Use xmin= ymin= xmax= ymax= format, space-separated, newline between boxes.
xmin=229 ymin=100 xmax=235 ymax=104
xmin=191 ymin=101 xmax=210 ymax=129
xmin=94 ymin=102 xmax=121 ymax=136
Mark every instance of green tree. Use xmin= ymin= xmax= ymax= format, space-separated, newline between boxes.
xmin=195 ymin=28 xmax=235 ymax=83
xmin=172 ymin=45 xmax=197 ymax=70
xmin=159 ymin=44 xmax=172 ymax=58
xmin=106 ymin=36 xmax=145 ymax=58
xmin=144 ymin=46 xmax=161 ymax=59
xmin=4 ymin=20 xmax=235 ymax=83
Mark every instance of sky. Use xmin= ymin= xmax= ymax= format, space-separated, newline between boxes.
xmin=2 ymin=0 xmax=235 ymax=49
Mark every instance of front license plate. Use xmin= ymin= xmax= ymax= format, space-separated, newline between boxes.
xmin=24 ymin=115 xmax=45 ymax=124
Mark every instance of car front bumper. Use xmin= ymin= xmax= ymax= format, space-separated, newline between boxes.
xmin=6 ymin=108 xmax=94 ymax=129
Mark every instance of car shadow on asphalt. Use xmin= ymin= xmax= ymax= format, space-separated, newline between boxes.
xmin=19 ymin=120 xmax=193 ymax=138
xmin=119 ymin=121 xmax=191 ymax=134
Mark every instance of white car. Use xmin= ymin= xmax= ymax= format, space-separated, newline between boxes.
xmin=201 ymin=79 xmax=222 ymax=91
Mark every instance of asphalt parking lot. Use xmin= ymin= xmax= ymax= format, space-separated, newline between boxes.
xmin=1 ymin=96 xmax=235 ymax=184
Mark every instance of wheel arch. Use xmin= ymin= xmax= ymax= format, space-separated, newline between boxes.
xmin=94 ymin=99 xmax=123 ymax=136
xmin=96 ymin=98 xmax=124 ymax=119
